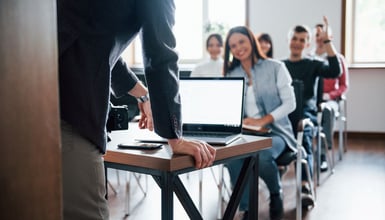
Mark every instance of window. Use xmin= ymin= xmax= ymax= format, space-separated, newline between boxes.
xmin=122 ymin=0 xmax=246 ymax=65
xmin=345 ymin=0 xmax=385 ymax=67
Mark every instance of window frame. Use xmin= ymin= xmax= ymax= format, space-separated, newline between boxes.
xmin=343 ymin=0 xmax=385 ymax=68
xmin=122 ymin=0 xmax=249 ymax=67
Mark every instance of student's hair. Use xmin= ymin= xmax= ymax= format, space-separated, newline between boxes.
xmin=206 ymin=33 xmax=223 ymax=49
xmin=257 ymin=33 xmax=274 ymax=58
xmin=223 ymin=26 xmax=265 ymax=75
xmin=288 ymin=25 xmax=311 ymax=41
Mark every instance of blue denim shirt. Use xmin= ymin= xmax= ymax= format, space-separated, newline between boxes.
xmin=226 ymin=59 xmax=297 ymax=151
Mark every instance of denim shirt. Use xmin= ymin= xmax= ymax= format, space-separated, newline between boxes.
xmin=226 ymin=59 xmax=297 ymax=151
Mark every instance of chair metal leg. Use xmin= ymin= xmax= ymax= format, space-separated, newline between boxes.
xmin=216 ymin=165 xmax=233 ymax=219
xmin=116 ymin=169 xmax=120 ymax=186
xmin=322 ymin=133 xmax=334 ymax=174
xmin=106 ymin=168 xmax=118 ymax=196
xmin=107 ymin=180 xmax=118 ymax=196
xmin=199 ymin=169 xmax=203 ymax=213
xmin=302 ymin=158 xmax=315 ymax=200
xmin=295 ymin=133 xmax=303 ymax=220
xmin=338 ymin=97 xmax=348 ymax=159
xmin=217 ymin=165 xmax=225 ymax=219
xmin=316 ymin=129 xmax=321 ymax=186
xmin=198 ymin=166 xmax=225 ymax=219
xmin=338 ymin=114 xmax=344 ymax=161
xmin=124 ymin=173 xmax=131 ymax=216
xmin=316 ymin=131 xmax=335 ymax=186
xmin=124 ymin=172 xmax=148 ymax=216
xmin=344 ymin=115 xmax=348 ymax=153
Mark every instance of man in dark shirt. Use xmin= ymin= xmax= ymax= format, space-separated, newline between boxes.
xmin=283 ymin=17 xmax=341 ymax=209
xmin=58 ymin=1 xmax=216 ymax=219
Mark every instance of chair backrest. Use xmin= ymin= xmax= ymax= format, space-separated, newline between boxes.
xmin=276 ymin=79 xmax=305 ymax=166
xmin=289 ymin=79 xmax=305 ymax=137
xmin=317 ymin=77 xmax=324 ymax=107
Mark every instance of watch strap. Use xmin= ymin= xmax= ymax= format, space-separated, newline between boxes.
xmin=136 ymin=94 xmax=149 ymax=103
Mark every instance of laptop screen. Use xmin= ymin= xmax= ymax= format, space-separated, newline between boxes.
xmin=179 ymin=77 xmax=245 ymax=133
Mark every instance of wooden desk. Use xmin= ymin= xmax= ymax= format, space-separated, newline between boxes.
xmin=104 ymin=125 xmax=271 ymax=220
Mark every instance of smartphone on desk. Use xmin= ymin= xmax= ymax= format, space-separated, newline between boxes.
xmin=118 ymin=142 xmax=163 ymax=150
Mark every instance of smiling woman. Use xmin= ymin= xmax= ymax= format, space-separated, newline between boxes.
xmin=121 ymin=0 xmax=246 ymax=65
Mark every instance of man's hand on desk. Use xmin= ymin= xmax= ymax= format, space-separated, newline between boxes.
xmin=168 ymin=138 xmax=216 ymax=169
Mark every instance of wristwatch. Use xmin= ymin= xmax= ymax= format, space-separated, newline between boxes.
xmin=136 ymin=94 xmax=149 ymax=103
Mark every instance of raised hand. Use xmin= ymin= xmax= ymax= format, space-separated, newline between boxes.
xmin=319 ymin=15 xmax=331 ymax=42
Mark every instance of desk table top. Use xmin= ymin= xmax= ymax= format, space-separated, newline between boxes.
xmin=104 ymin=124 xmax=271 ymax=172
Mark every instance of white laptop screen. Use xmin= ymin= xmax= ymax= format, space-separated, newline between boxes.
xmin=179 ymin=77 xmax=244 ymax=133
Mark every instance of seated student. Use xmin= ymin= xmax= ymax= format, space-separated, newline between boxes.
xmin=224 ymin=26 xmax=297 ymax=220
xmin=190 ymin=33 xmax=224 ymax=77
xmin=257 ymin=33 xmax=274 ymax=58
xmin=282 ymin=16 xmax=341 ymax=207
xmin=310 ymin=22 xmax=349 ymax=172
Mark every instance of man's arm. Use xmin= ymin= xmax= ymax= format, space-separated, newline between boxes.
xmin=110 ymin=58 xmax=154 ymax=130
xmin=138 ymin=0 xmax=181 ymax=139
xmin=316 ymin=16 xmax=341 ymax=79
xmin=110 ymin=58 xmax=139 ymax=98
xmin=137 ymin=0 xmax=215 ymax=169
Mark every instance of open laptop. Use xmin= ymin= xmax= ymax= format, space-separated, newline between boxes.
xmin=135 ymin=77 xmax=245 ymax=145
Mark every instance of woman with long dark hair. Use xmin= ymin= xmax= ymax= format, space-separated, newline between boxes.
xmin=224 ymin=26 xmax=296 ymax=220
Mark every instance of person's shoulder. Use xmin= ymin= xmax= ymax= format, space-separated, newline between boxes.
xmin=302 ymin=57 xmax=321 ymax=64
xmin=281 ymin=58 xmax=290 ymax=64
xmin=260 ymin=58 xmax=287 ymax=68
xmin=263 ymin=58 xmax=280 ymax=64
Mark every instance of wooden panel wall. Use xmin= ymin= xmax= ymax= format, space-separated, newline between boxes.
xmin=0 ymin=0 xmax=61 ymax=219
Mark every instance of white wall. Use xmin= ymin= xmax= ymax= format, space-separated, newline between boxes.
xmin=347 ymin=68 xmax=385 ymax=132
xmin=248 ymin=0 xmax=385 ymax=133
xmin=249 ymin=0 xmax=341 ymax=59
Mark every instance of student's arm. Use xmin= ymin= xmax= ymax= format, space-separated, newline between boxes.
xmin=316 ymin=16 xmax=342 ymax=78
xmin=319 ymin=16 xmax=338 ymax=57
xmin=244 ymin=62 xmax=296 ymax=128
xmin=269 ymin=62 xmax=296 ymax=120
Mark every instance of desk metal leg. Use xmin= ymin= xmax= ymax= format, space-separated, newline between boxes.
xmin=223 ymin=155 xmax=256 ymax=220
xmin=249 ymin=154 xmax=259 ymax=220
xmin=160 ymin=172 xmax=173 ymax=220
xmin=104 ymin=165 xmax=108 ymax=200
xmin=153 ymin=174 xmax=203 ymax=220
xmin=174 ymin=176 xmax=203 ymax=220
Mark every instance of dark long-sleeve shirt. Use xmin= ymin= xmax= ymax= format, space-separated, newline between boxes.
xmin=283 ymin=56 xmax=341 ymax=118
xmin=58 ymin=0 xmax=181 ymax=153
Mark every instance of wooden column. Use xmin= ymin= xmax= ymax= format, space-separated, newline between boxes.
xmin=0 ymin=0 xmax=61 ymax=219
